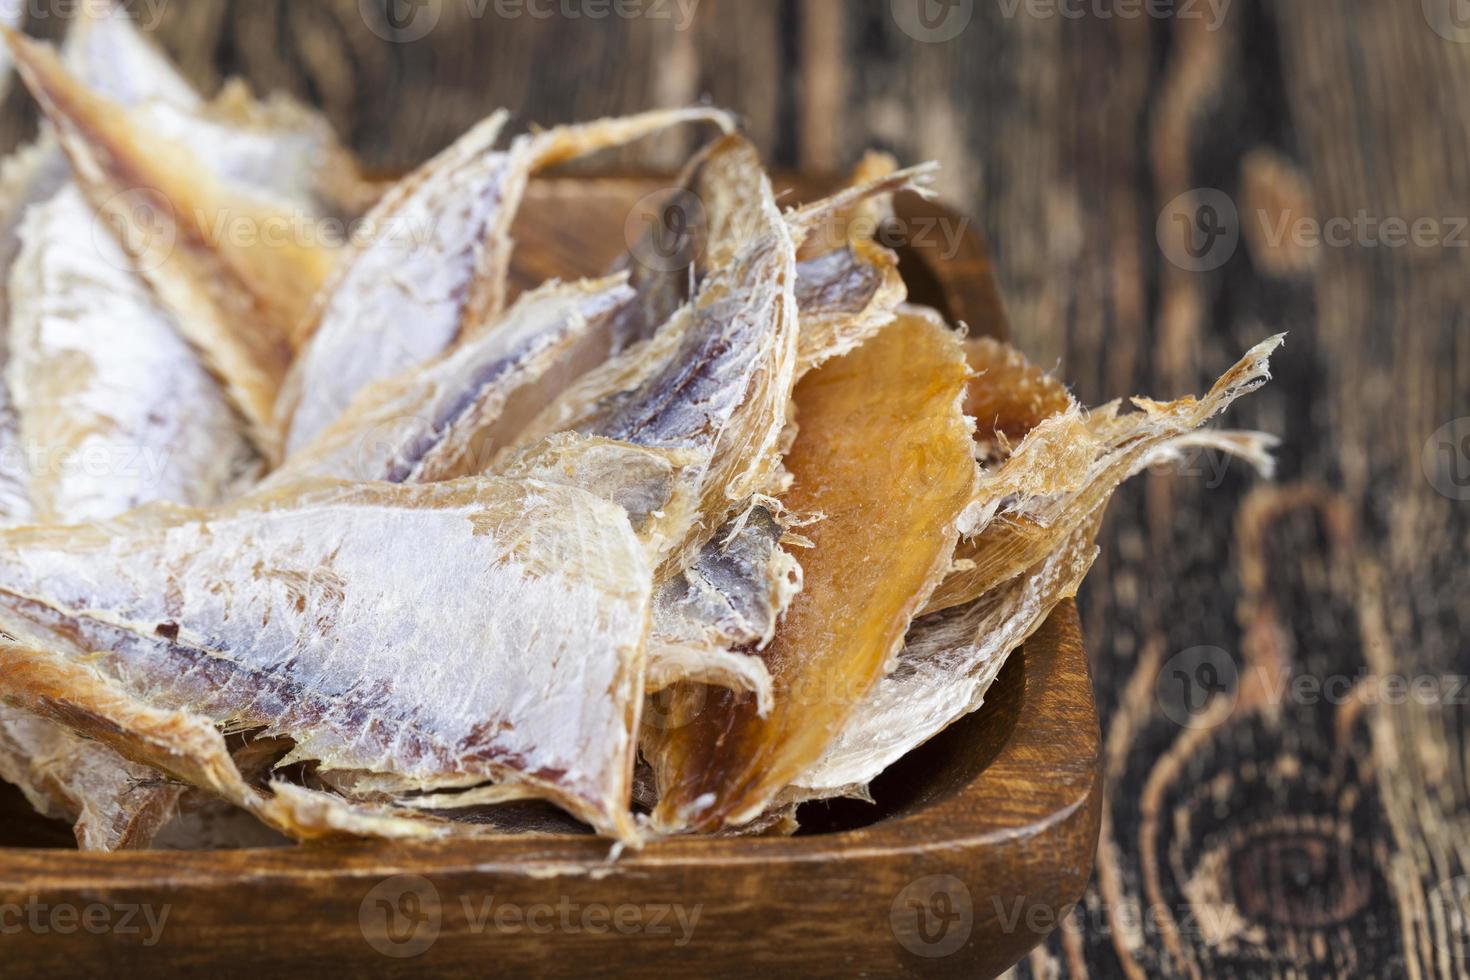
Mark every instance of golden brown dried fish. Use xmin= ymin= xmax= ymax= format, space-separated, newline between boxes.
xmin=791 ymin=337 xmax=1283 ymax=799
xmin=279 ymin=108 xmax=734 ymax=457
xmin=647 ymin=310 xmax=977 ymax=833
xmin=0 ymin=476 xmax=653 ymax=841
xmin=928 ymin=335 xmax=1283 ymax=617
xmin=0 ymin=706 xmax=183 ymax=850
xmin=5 ymin=29 xmax=337 ymax=459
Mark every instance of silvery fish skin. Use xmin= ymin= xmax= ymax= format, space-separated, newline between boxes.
xmin=0 ymin=141 xmax=67 ymax=527
xmin=134 ymin=82 xmax=377 ymax=222
xmin=509 ymin=135 xmax=800 ymax=577
xmin=0 ymin=628 xmax=461 ymax=843
xmin=609 ymin=145 xmax=925 ymax=375
xmin=0 ymin=3 xmax=204 ymax=844
xmin=8 ymin=186 xmax=258 ymax=522
xmin=279 ymin=108 xmax=734 ymax=456
xmin=6 ymin=31 xmax=339 ymax=460
xmin=0 ymin=8 xmax=356 ymax=849
xmin=0 ymin=0 xmax=20 ymax=101
xmin=269 ymin=276 xmax=635 ymax=488
xmin=0 ymin=476 xmax=653 ymax=841
xmin=61 ymin=0 xmax=200 ymax=108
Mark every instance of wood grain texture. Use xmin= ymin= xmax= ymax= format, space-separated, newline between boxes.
xmin=1 ymin=1 xmax=1464 ymax=976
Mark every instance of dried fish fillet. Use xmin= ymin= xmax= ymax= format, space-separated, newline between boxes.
xmin=269 ymin=276 xmax=634 ymax=487
xmin=62 ymin=0 xmax=200 ymax=108
xmin=0 ymin=0 xmax=19 ymax=100
xmin=607 ymin=141 xmax=925 ymax=373
xmin=135 ymin=82 xmax=376 ymax=221
xmin=279 ymin=108 xmax=733 ymax=456
xmin=645 ymin=506 xmax=800 ymax=709
xmin=927 ymin=335 xmax=1284 ymax=616
xmin=0 ymin=706 xmax=183 ymax=850
xmin=8 ymin=186 xmax=258 ymax=521
xmin=791 ymin=337 xmax=1282 ymax=799
xmin=647 ymin=311 xmax=977 ymax=833
xmin=508 ymin=135 xmax=799 ymax=577
xmin=0 ymin=633 xmax=449 ymax=843
xmin=793 ymin=517 xmax=1102 ymax=798
xmin=0 ymin=477 xmax=652 ymax=841
xmin=961 ymin=335 xmax=1075 ymax=463
xmin=5 ymin=31 xmax=338 ymax=459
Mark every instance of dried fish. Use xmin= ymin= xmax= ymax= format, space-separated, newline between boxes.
xmin=8 ymin=186 xmax=258 ymax=521
xmin=647 ymin=310 xmax=978 ymax=833
xmin=0 ymin=704 xmax=183 ymax=850
xmin=792 ymin=518 xmax=1103 ymax=799
xmin=506 ymin=136 xmax=799 ymax=573
xmin=62 ymin=0 xmax=199 ymax=108
xmin=608 ymin=140 xmax=924 ymax=373
xmin=0 ymin=476 xmax=652 ymax=841
xmin=790 ymin=337 xmax=1283 ymax=798
xmin=928 ymin=335 xmax=1283 ymax=616
xmin=0 ymin=630 xmax=449 ymax=843
xmin=5 ymin=30 xmax=339 ymax=459
xmin=269 ymin=276 xmax=634 ymax=487
xmin=0 ymin=0 xmax=19 ymax=101
xmin=279 ymin=108 xmax=734 ymax=456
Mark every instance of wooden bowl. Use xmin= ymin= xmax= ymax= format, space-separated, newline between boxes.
xmin=0 ymin=177 xmax=1101 ymax=979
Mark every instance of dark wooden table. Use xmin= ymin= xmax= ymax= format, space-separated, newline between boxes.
xmin=5 ymin=2 xmax=1466 ymax=977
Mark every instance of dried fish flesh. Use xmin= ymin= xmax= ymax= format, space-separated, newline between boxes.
xmin=927 ymin=335 xmax=1283 ymax=616
xmin=269 ymin=276 xmax=634 ymax=487
xmin=6 ymin=30 xmax=340 ymax=459
xmin=279 ymin=108 xmax=734 ymax=456
xmin=647 ymin=310 xmax=977 ymax=832
xmin=0 ymin=705 xmax=183 ymax=850
xmin=792 ymin=518 xmax=1103 ymax=798
xmin=506 ymin=135 xmax=799 ymax=575
xmin=0 ymin=477 xmax=652 ymax=841
xmin=790 ymin=337 xmax=1283 ymax=799
xmin=8 ymin=186 xmax=258 ymax=521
